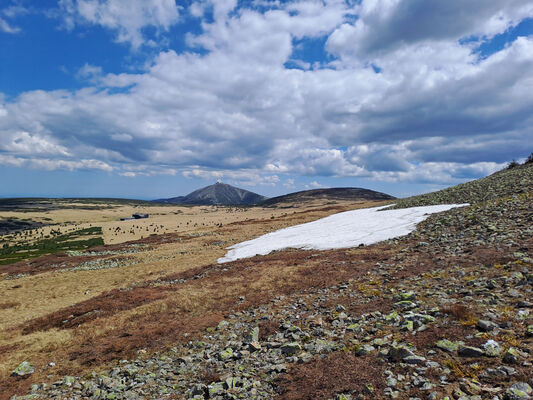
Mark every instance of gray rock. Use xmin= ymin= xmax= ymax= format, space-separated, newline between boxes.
xmin=526 ymin=325 xmax=533 ymax=337
xmin=11 ymin=361 xmax=35 ymax=377
xmin=458 ymin=346 xmax=485 ymax=357
xmin=436 ymin=339 xmax=463 ymax=353
xmin=477 ymin=319 xmax=499 ymax=331
xmin=503 ymin=348 xmax=519 ymax=364
xmin=505 ymin=382 xmax=532 ymax=400
xmin=483 ymin=340 xmax=502 ymax=357
xmin=280 ymin=342 xmax=301 ymax=356
xmin=403 ymin=355 xmax=426 ymax=365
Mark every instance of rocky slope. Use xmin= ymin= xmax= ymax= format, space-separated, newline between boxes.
xmin=155 ymin=183 xmax=267 ymax=206
xmin=260 ymin=188 xmax=395 ymax=206
xmin=392 ymin=163 xmax=533 ymax=208
xmin=10 ymin=165 xmax=533 ymax=400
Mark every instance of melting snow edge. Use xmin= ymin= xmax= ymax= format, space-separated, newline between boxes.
xmin=217 ymin=203 xmax=469 ymax=264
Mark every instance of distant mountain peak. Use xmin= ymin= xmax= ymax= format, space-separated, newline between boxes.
xmin=154 ymin=183 xmax=267 ymax=206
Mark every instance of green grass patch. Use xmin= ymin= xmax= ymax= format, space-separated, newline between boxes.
xmin=0 ymin=227 xmax=104 ymax=266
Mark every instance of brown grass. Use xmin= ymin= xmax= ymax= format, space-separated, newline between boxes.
xmin=441 ymin=303 xmax=474 ymax=322
xmin=0 ymin=302 xmax=19 ymax=310
xmin=258 ymin=319 xmax=280 ymax=340
xmin=276 ymin=353 xmax=385 ymax=400
xmin=199 ymin=367 xmax=222 ymax=385
xmin=20 ymin=286 xmax=171 ymax=334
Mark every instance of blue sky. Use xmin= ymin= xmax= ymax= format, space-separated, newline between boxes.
xmin=1 ymin=0 xmax=532 ymax=199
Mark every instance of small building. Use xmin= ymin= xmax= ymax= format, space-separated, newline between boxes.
xmin=132 ymin=213 xmax=149 ymax=219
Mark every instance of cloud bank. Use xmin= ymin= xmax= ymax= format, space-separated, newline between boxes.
xmin=1 ymin=0 xmax=532 ymax=187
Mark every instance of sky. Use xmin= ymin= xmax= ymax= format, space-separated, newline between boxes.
xmin=1 ymin=0 xmax=532 ymax=200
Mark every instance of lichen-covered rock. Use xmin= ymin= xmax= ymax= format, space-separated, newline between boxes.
xmin=505 ymin=382 xmax=532 ymax=400
xmin=483 ymin=340 xmax=502 ymax=357
xmin=218 ymin=348 xmax=234 ymax=361
xmin=527 ymin=325 xmax=533 ymax=337
xmin=280 ymin=342 xmax=301 ymax=356
xmin=11 ymin=362 xmax=34 ymax=377
xmin=436 ymin=339 xmax=463 ymax=353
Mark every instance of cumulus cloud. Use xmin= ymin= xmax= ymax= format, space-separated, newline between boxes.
xmin=2 ymin=0 xmax=532 ymax=187
xmin=183 ymin=168 xmax=280 ymax=187
xmin=58 ymin=0 xmax=180 ymax=48
xmin=76 ymin=63 xmax=103 ymax=83
xmin=326 ymin=0 xmax=533 ymax=59
xmin=0 ymin=155 xmax=113 ymax=172
xmin=1 ymin=131 xmax=71 ymax=156
xmin=307 ymin=181 xmax=327 ymax=189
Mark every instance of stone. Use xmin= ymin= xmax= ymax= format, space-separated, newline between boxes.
xmin=458 ymin=346 xmax=485 ymax=357
xmin=224 ymin=376 xmax=238 ymax=389
xmin=503 ymin=348 xmax=519 ymax=364
xmin=460 ymin=379 xmax=482 ymax=395
xmin=362 ymin=384 xmax=374 ymax=395
xmin=246 ymin=326 xmax=259 ymax=343
xmin=483 ymin=340 xmax=502 ymax=357
xmin=346 ymin=323 xmax=360 ymax=331
xmin=354 ymin=344 xmax=375 ymax=356
xmin=387 ymin=345 xmax=415 ymax=362
xmin=336 ymin=394 xmax=352 ymax=400
xmin=11 ymin=361 xmax=35 ymax=377
xmin=402 ymin=320 xmax=414 ymax=331
xmin=249 ymin=341 xmax=261 ymax=352
xmin=505 ymin=382 xmax=532 ymax=400
xmin=280 ymin=342 xmax=302 ymax=356
xmin=217 ymin=320 xmax=230 ymax=330
xmin=386 ymin=377 xmax=398 ymax=387
xmin=403 ymin=355 xmax=426 ymax=365
xmin=218 ymin=348 xmax=234 ymax=361
xmin=476 ymin=320 xmax=499 ymax=331
xmin=526 ymin=325 xmax=533 ymax=337
xmin=436 ymin=339 xmax=463 ymax=353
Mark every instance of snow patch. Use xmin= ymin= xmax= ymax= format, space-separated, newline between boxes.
xmin=217 ymin=204 xmax=468 ymax=263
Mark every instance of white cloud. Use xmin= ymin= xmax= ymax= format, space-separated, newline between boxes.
xmin=76 ymin=63 xmax=103 ymax=82
xmin=326 ymin=0 xmax=533 ymax=59
xmin=183 ymin=168 xmax=280 ymax=187
xmin=58 ymin=0 xmax=180 ymax=48
xmin=0 ymin=156 xmax=113 ymax=172
xmin=307 ymin=181 xmax=327 ymax=189
xmin=1 ymin=131 xmax=70 ymax=156
xmin=111 ymin=133 xmax=133 ymax=142
xmin=0 ymin=3 xmax=28 ymax=34
xmin=2 ymin=1 xmax=532 ymax=185
xmin=283 ymin=178 xmax=295 ymax=189
xmin=0 ymin=16 xmax=20 ymax=33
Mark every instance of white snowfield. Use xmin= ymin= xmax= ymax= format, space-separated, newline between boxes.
xmin=217 ymin=204 xmax=468 ymax=264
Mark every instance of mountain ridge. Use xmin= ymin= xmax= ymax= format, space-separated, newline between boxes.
xmin=154 ymin=182 xmax=267 ymax=205
xmin=260 ymin=187 xmax=395 ymax=206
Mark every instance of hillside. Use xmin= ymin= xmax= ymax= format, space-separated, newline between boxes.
xmin=260 ymin=187 xmax=395 ymax=206
xmin=155 ymin=182 xmax=267 ymax=205
xmin=2 ymin=165 xmax=532 ymax=400
xmin=392 ymin=162 xmax=533 ymax=208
